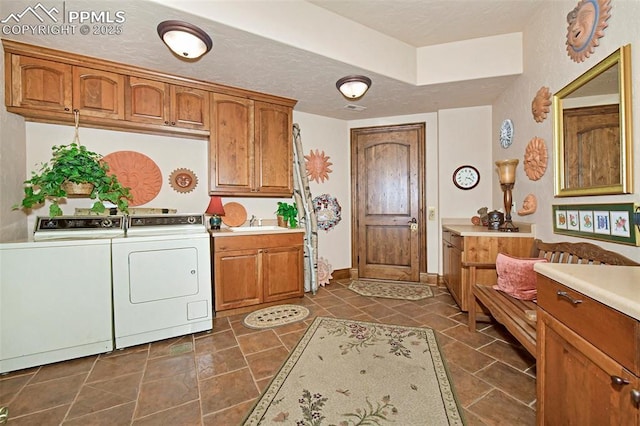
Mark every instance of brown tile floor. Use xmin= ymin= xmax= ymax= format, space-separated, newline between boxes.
xmin=0 ymin=280 xmax=536 ymax=425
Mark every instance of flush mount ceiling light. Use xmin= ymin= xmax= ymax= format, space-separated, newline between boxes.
xmin=336 ymin=75 xmax=372 ymax=100
xmin=157 ymin=20 xmax=212 ymax=59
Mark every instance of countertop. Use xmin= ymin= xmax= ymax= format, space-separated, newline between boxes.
xmin=209 ymin=227 xmax=305 ymax=238
xmin=442 ymin=218 xmax=535 ymax=237
xmin=534 ymin=263 xmax=640 ymax=321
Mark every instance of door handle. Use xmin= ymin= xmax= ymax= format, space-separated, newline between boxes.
xmin=408 ymin=218 xmax=418 ymax=231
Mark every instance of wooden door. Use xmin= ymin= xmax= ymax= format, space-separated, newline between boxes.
xmin=209 ymin=93 xmax=254 ymax=194
xmin=262 ymin=245 xmax=304 ymax=302
xmin=214 ymin=248 xmax=262 ymax=311
xmin=73 ymin=67 xmax=124 ymax=119
xmin=537 ymin=309 xmax=639 ymax=425
xmin=351 ymin=123 xmax=424 ymax=281
xmin=12 ymin=55 xmax=72 ymax=112
xmin=171 ymin=85 xmax=210 ymax=130
xmin=563 ymin=104 xmax=620 ymax=189
xmin=125 ymin=76 xmax=169 ymax=125
xmin=254 ymin=101 xmax=293 ymax=195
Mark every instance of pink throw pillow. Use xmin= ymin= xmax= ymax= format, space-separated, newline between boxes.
xmin=493 ymin=253 xmax=548 ymax=300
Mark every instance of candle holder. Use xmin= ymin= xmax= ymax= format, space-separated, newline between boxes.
xmin=496 ymin=159 xmax=519 ymax=232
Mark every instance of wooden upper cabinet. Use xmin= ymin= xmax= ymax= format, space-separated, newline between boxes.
xmin=254 ymin=101 xmax=293 ymax=195
xmin=209 ymin=95 xmax=293 ymax=196
xmin=125 ymin=76 xmax=169 ymax=125
xmin=125 ymin=76 xmax=209 ymax=130
xmin=73 ymin=67 xmax=125 ymax=119
xmin=171 ymin=86 xmax=210 ymax=130
xmin=10 ymin=55 xmax=72 ymax=112
xmin=210 ymin=93 xmax=254 ymax=194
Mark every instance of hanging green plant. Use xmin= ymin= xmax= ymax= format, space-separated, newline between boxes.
xmin=13 ymin=111 xmax=131 ymax=217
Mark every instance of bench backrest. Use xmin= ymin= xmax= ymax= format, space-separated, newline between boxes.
xmin=531 ymin=239 xmax=640 ymax=266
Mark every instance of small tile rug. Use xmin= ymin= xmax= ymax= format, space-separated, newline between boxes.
xmin=242 ymin=304 xmax=310 ymax=329
xmin=348 ymin=279 xmax=433 ymax=300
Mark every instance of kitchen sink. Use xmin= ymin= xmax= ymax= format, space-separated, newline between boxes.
xmin=229 ymin=226 xmax=286 ymax=232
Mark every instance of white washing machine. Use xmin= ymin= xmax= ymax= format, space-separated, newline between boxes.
xmin=111 ymin=214 xmax=212 ymax=349
xmin=1 ymin=216 xmax=125 ymax=373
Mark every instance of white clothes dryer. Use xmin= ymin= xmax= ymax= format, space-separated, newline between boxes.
xmin=111 ymin=214 xmax=212 ymax=349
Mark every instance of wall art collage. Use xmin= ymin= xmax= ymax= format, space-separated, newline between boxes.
xmin=552 ymin=203 xmax=639 ymax=246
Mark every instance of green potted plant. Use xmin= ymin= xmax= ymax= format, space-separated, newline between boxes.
xmin=14 ymin=143 xmax=132 ymax=217
xmin=275 ymin=201 xmax=298 ymax=228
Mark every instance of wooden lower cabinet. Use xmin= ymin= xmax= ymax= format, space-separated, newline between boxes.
xmin=213 ymin=233 xmax=303 ymax=311
xmin=441 ymin=227 xmax=533 ymax=311
xmin=537 ymin=275 xmax=640 ymax=425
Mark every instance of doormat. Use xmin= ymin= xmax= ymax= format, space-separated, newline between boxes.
xmin=242 ymin=305 xmax=310 ymax=329
xmin=348 ymin=279 xmax=434 ymax=300
xmin=242 ymin=316 xmax=463 ymax=425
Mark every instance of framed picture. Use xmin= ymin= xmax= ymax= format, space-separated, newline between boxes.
xmin=594 ymin=211 xmax=611 ymax=235
xmin=552 ymin=203 xmax=639 ymax=246
xmin=579 ymin=211 xmax=594 ymax=233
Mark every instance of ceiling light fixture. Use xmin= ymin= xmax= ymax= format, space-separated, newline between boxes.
xmin=157 ymin=20 xmax=212 ymax=59
xmin=336 ymin=75 xmax=372 ymax=100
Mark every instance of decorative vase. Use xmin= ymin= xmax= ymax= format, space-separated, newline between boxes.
xmin=61 ymin=181 xmax=94 ymax=197
xmin=277 ymin=215 xmax=288 ymax=228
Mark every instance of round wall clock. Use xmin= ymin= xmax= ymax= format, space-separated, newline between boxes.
xmin=453 ymin=165 xmax=480 ymax=190
xmin=499 ymin=119 xmax=514 ymax=148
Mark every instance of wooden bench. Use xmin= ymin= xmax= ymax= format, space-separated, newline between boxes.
xmin=467 ymin=239 xmax=639 ymax=357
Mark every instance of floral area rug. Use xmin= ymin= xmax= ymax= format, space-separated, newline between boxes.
xmin=242 ymin=317 xmax=463 ymax=425
xmin=348 ymin=279 xmax=434 ymax=300
xmin=242 ymin=305 xmax=310 ymax=330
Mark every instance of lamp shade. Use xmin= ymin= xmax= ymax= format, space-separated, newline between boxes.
xmin=157 ymin=20 xmax=213 ymax=59
xmin=336 ymin=75 xmax=372 ymax=100
xmin=205 ymin=196 xmax=225 ymax=216
xmin=496 ymin=159 xmax=519 ymax=184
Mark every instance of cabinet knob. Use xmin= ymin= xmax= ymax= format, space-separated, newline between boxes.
xmin=557 ymin=290 xmax=583 ymax=305
xmin=631 ymin=389 xmax=640 ymax=406
xmin=611 ymin=375 xmax=630 ymax=386
xmin=164 ymin=121 xmax=169 ymax=125
xmin=171 ymin=122 xmax=176 ymax=126
xmin=64 ymin=107 xmax=70 ymax=111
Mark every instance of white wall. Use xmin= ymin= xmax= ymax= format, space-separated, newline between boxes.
xmin=492 ymin=0 xmax=640 ymax=262
xmin=293 ymin=111 xmax=351 ymax=271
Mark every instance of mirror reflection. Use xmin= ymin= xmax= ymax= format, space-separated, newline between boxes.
xmin=553 ymin=44 xmax=633 ymax=196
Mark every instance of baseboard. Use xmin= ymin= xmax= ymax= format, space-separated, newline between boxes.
xmin=329 ymin=268 xmax=351 ymax=281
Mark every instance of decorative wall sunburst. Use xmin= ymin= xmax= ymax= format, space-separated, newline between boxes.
xmin=532 ymin=86 xmax=551 ymax=123
xmin=169 ymin=168 xmax=198 ymax=193
xmin=304 ymin=149 xmax=333 ymax=183
xmin=566 ymin=0 xmax=611 ymax=63
xmin=524 ymin=137 xmax=548 ymax=181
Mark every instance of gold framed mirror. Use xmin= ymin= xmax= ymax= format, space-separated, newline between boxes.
xmin=553 ymin=44 xmax=633 ymax=197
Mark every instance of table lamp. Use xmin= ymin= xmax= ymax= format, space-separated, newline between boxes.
xmin=496 ymin=159 xmax=519 ymax=232
xmin=205 ymin=196 xmax=225 ymax=230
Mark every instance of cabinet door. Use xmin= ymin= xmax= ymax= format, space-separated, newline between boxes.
xmin=171 ymin=85 xmax=210 ymax=130
xmin=254 ymin=101 xmax=293 ymax=195
xmin=11 ymin=55 xmax=72 ymax=112
xmin=214 ymin=248 xmax=262 ymax=311
xmin=125 ymin=76 xmax=169 ymax=125
xmin=210 ymin=93 xmax=254 ymax=194
xmin=262 ymin=245 xmax=304 ymax=302
xmin=448 ymin=244 xmax=463 ymax=309
xmin=538 ymin=309 xmax=639 ymax=425
xmin=73 ymin=67 xmax=124 ymax=119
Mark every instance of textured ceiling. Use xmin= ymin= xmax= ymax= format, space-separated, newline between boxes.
xmin=0 ymin=0 xmax=546 ymax=120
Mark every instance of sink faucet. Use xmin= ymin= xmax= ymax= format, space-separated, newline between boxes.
xmin=249 ymin=215 xmax=257 ymax=226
